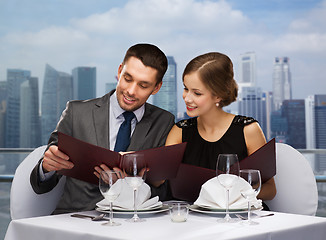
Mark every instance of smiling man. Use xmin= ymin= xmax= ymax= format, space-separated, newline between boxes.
xmin=30 ymin=43 xmax=175 ymax=214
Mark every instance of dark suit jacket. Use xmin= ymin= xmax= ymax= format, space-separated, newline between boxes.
xmin=30 ymin=90 xmax=175 ymax=214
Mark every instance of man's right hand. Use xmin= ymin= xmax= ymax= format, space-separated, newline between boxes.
xmin=42 ymin=145 xmax=74 ymax=172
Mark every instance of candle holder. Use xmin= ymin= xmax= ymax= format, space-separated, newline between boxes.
xmin=169 ymin=203 xmax=189 ymax=223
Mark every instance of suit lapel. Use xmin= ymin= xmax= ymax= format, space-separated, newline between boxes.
xmin=93 ymin=92 xmax=113 ymax=149
xmin=128 ymin=103 xmax=152 ymax=151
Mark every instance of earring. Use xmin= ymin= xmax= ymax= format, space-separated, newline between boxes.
xmin=216 ymin=102 xmax=220 ymax=107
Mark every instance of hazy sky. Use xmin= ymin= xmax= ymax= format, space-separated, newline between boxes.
xmin=1 ymin=0 xmax=325 ymax=112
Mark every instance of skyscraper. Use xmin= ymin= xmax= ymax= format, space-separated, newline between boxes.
xmin=281 ymin=100 xmax=306 ymax=149
xmin=238 ymin=52 xmax=269 ymax=137
xmin=5 ymin=69 xmax=31 ymax=147
xmin=239 ymin=52 xmax=256 ymax=87
xmin=315 ymin=95 xmax=326 ymax=149
xmin=305 ymin=95 xmax=316 ymax=149
xmin=272 ymin=57 xmax=292 ymax=111
xmin=0 ymin=81 xmax=7 ymax=147
xmin=238 ymin=87 xmax=267 ymax=136
xmin=270 ymin=110 xmax=288 ymax=143
xmin=305 ymin=95 xmax=316 ymax=171
xmin=314 ymin=95 xmax=326 ymax=173
xmin=72 ymin=67 xmax=96 ymax=100
xmin=20 ymin=77 xmax=41 ymax=147
xmin=306 ymin=95 xmax=326 ymax=173
xmin=41 ymin=64 xmax=72 ymax=144
xmin=153 ymin=56 xmax=177 ymax=117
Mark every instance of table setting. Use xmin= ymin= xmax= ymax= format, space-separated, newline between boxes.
xmin=6 ymin=207 xmax=326 ymax=240
xmin=96 ymin=180 xmax=168 ymax=214
xmin=193 ymin=175 xmax=262 ymax=211
xmin=189 ymin=175 xmax=262 ymax=215
xmin=186 ymin=154 xmax=262 ymax=224
xmin=5 ymin=152 xmax=326 ymax=240
xmin=91 ymin=152 xmax=266 ymax=227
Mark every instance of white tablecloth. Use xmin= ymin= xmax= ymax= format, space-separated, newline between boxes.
xmin=5 ymin=210 xmax=326 ymax=240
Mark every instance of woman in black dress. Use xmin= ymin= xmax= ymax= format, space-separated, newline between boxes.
xmin=166 ymin=52 xmax=276 ymax=202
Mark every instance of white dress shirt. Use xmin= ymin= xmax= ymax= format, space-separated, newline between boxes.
xmin=109 ymin=91 xmax=145 ymax=150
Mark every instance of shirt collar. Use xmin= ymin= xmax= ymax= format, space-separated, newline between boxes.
xmin=110 ymin=91 xmax=145 ymax=122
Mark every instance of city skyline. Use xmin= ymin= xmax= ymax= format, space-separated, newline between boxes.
xmin=1 ymin=58 xmax=324 ymax=142
xmin=1 ymin=0 xmax=326 ymax=113
xmin=0 ymin=49 xmax=324 ymax=114
xmin=0 ymin=53 xmax=324 ymax=114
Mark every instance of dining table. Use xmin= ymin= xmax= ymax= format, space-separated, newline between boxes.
xmin=4 ymin=207 xmax=326 ymax=240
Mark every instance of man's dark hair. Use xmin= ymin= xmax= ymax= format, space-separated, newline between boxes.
xmin=123 ymin=43 xmax=168 ymax=84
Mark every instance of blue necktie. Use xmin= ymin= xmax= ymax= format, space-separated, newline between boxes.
xmin=114 ymin=111 xmax=135 ymax=152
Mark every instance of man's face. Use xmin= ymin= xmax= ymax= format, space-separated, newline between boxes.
xmin=116 ymin=56 xmax=162 ymax=112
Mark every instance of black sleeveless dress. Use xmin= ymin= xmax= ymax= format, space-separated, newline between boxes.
xmin=176 ymin=115 xmax=257 ymax=170
xmin=176 ymin=115 xmax=271 ymax=210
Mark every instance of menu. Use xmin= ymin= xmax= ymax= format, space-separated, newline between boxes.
xmin=57 ymin=132 xmax=187 ymax=185
xmin=169 ymin=138 xmax=276 ymax=202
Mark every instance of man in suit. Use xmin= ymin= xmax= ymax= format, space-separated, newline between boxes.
xmin=30 ymin=43 xmax=175 ymax=214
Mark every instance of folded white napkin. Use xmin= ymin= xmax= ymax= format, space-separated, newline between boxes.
xmin=194 ymin=176 xmax=262 ymax=209
xmin=96 ymin=179 xmax=162 ymax=210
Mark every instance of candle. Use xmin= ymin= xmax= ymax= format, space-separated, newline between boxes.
xmin=171 ymin=212 xmax=187 ymax=222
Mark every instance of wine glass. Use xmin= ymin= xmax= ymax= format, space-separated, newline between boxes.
xmin=240 ymin=169 xmax=262 ymax=225
xmin=216 ymin=154 xmax=240 ymax=223
xmin=121 ymin=153 xmax=147 ymax=222
xmin=99 ymin=170 xmax=123 ymax=226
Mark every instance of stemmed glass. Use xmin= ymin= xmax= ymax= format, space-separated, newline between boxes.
xmin=216 ymin=154 xmax=240 ymax=223
xmin=121 ymin=153 xmax=147 ymax=222
xmin=99 ymin=170 xmax=123 ymax=226
xmin=240 ymin=169 xmax=262 ymax=225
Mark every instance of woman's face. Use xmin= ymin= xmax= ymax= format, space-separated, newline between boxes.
xmin=182 ymin=71 xmax=219 ymax=117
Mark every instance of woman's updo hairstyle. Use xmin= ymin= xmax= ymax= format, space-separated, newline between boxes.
xmin=182 ymin=52 xmax=238 ymax=107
